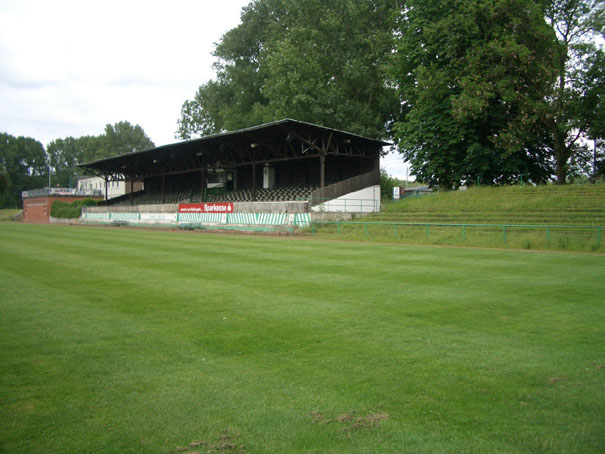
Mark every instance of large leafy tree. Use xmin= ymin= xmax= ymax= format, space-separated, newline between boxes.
xmin=0 ymin=133 xmax=47 ymax=208
xmin=584 ymin=49 xmax=605 ymax=180
xmin=543 ymin=0 xmax=604 ymax=184
xmin=0 ymin=165 xmax=10 ymax=205
xmin=47 ymin=121 xmax=154 ymax=187
xmin=103 ymin=121 xmax=155 ymax=156
xmin=392 ymin=0 xmax=558 ymax=188
xmin=177 ymin=0 xmax=400 ymax=140
xmin=45 ymin=137 xmax=85 ymax=189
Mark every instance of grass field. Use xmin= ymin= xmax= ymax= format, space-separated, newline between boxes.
xmin=1 ymin=223 xmax=604 ymax=453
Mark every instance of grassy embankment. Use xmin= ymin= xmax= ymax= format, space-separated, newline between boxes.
xmin=1 ymin=223 xmax=603 ymax=453
xmin=312 ymin=185 xmax=605 ymax=252
xmin=0 ymin=209 xmax=21 ymax=222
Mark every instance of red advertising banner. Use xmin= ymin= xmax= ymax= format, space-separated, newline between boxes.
xmin=178 ymin=203 xmax=234 ymax=213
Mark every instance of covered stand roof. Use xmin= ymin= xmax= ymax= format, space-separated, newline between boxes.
xmin=78 ymin=119 xmax=390 ymax=181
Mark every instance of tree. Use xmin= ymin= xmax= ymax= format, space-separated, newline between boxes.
xmin=0 ymin=165 xmax=10 ymax=205
xmin=392 ymin=0 xmax=558 ymax=188
xmin=544 ymin=0 xmax=605 ymax=184
xmin=380 ymin=168 xmax=398 ymax=200
xmin=46 ymin=137 xmax=84 ymax=188
xmin=103 ymin=121 xmax=155 ymax=156
xmin=47 ymin=121 xmax=155 ymax=187
xmin=0 ymin=133 xmax=47 ymax=208
xmin=177 ymin=0 xmax=401 ymax=140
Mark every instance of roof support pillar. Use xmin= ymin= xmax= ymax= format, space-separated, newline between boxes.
xmin=319 ymin=152 xmax=326 ymax=188
xmin=252 ymin=163 xmax=257 ymax=201
xmin=104 ymin=175 xmax=108 ymax=201
xmin=372 ymin=150 xmax=380 ymax=184
xmin=161 ymin=174 xmax=166 ymax=204
xmin=200 ymin=168 xmax=207 ymax=202
xmin=319 ymin=132 xmax=331 ymax=189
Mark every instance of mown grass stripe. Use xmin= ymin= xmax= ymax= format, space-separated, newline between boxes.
xmin=1 ymin=223 xmax=603 ymax=453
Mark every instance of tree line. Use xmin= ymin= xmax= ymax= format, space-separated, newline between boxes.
xmin=0 ymin=122 xmax=154 ymax=208
xmin=178 ymin=0 xmax=604 ymax=188
xmin=2 ymin=0 xmax=602 ymax=208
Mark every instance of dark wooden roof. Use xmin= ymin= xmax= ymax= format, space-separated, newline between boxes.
xmin=78 ymin=119 xmax=390 ymax=180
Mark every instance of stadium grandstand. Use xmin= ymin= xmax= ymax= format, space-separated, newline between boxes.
xmin=77 ymin=119 xmax=388 ymax=230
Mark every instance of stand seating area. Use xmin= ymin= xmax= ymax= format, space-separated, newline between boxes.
xmin=106 ymin=185 xmax=317 ymax=206
xmin=203 ymin=185 xmax=317 ymax=203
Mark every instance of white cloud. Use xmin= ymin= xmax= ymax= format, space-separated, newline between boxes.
xmin=0 ymin=0 xmax=249 ymax=146
xmin=380 ymin=149 xmax=415 ymax=181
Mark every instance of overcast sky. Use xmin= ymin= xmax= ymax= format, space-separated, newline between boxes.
xmin=0 ymin=0 xmax=409 ymax=179
xmin=0 ymin=0 xmax=249 ymax=145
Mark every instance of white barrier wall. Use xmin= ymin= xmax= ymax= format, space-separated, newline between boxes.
xmin=311 ymin=185 xmax=380 ymax=213
xmin=81 ymin=211 xmax=311 ymax=228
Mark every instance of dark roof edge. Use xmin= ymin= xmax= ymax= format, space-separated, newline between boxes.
xmin=78 ymin=118 xmax=391 ymax=168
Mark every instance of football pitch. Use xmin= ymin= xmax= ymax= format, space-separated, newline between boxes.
xmin=1 ymin=223 xmax=603 ymax=453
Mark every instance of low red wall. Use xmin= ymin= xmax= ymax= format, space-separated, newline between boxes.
xmin=22 ymin=196 xmax=101 ymax=223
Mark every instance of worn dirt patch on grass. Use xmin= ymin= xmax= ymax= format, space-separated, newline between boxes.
xmin=175 ymin=430 xmax=246 ymax=453
xmin=312 ymin=409 xmax=390 ymax=431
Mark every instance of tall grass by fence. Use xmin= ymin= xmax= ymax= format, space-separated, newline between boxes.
xmin=373 ymin=184 xmax=605 ymax=226
xmin=300 ymin=197 xmax=379 ymax=212
xmin=308 ymin=221 xmax=604 ymax=252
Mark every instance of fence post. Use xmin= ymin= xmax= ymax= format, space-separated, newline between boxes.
xmin=394 ymin=223 xmax=397 ymax=239
xmin=312 ymin=222 xmax=315 ymax=236
xmin=338 ymin=222 xmax=341 ymax=236
xmin=426 ymin=224 xmax=429 ymax=241
xmin=598 ymin=227 xmax=602 ymax=246
xmin=462 ymin=224 xmax=466 ymax=241
xmin=503 ymin=225 xmax=506 ymax=245
xmin=546 ymin=227 xmax=550 ymax=246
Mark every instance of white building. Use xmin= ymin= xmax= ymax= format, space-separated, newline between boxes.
xmin=77 ymin=176 xmax=143 ymax=201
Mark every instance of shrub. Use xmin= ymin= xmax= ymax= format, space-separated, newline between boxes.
xmin=81 ymin=198 xmax=98 ymax=207
xmin=51 ymin=199 xmax=98 ymax=219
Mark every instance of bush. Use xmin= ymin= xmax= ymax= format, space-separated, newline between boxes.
xmin=81 ymin=198 xmax=98 ymax=207
xmin=51 ymin=199 xmax=98 ymax=219
xmin=380 ymin=168 xmax=397 ymax=200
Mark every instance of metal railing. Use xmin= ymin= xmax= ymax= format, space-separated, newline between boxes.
xmin=309 ymin=170 xmax=379 ymax=205
xmin=309 ymin=221 xmax=603 ymax=250
xmin=21 ymin=187 xmax=103 ymax=198
xmin=300 ymin=197 xmax=379 ymax=213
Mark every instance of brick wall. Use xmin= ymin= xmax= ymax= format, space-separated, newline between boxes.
xmin=23 ymin=197 xmax=50 ymax=223
xmin=22 ymin=196 xmax=101 ymax=223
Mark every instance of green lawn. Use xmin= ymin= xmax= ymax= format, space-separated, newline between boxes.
xmin=1 ymin=223 xmax=603 ymax=453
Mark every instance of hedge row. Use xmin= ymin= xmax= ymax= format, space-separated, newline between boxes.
xmin=51 ymin=199 xmax=98 ymax=219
